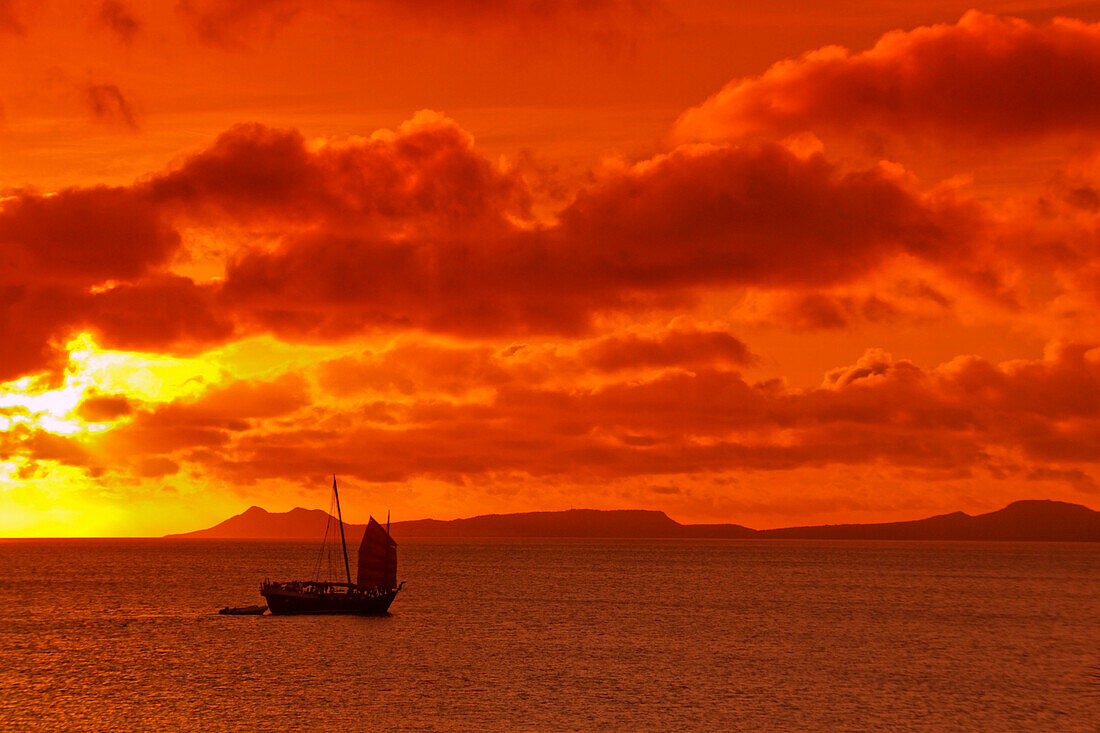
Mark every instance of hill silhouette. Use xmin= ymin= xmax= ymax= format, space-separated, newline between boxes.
xmin=167 ymin=505 xmax=367 ymax=539
xmin=166 ymin=499 xmax=1099 ymax=541
xmin=755 ymin=500 xmax=1100 ymax=541
xmin=391 ymin=509 xmax=756 ymax=539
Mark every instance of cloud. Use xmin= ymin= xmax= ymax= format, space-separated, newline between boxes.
xmin=557 ymin=144 xmax=983 ymax=289
xmin=1026 ymin=466 xmax=1097 ymax=493
xmin=23 ymin=429 xmax=94 ymax=468
xmin=85 ymin=84 xmax=139 ymax=130
xmin=75 ymin=393 xmax=135 ymax=423
xmin=314 ymin=327 xmax=752 ymax=399
xmin=823 ymin=348 xmax=918 ymax=388
xmin=317 ymin=342 xmax=512 ymax=398
xmin=151 ymin=113 xmax=531 ymax=236
xmin=0 ymin=111 xmax=994 ymax=383
xmin=127 ymin=341 xmax=1095 ymax=487
xmin=84 ymin=276 xmax=233 ymax=354
xmin=175 ymin=0 xmax=300 ymax=47
xmin=174 ymin=0 xmax=660 ymax=48
xmin=98 ymin=1 xmax=139 ymax=44
xmin=218 ymin=139 xmax=983 ymax=341
xmin=0 ymin=286 xmax=82 ymax=382
xmin=578 ymin=328 xmax=755 ymax=372
xmin=0 ymin=113 xmax=524 ymax=381
xmin=0 ymin=277 xmax=231 ymax=385
xmin=0 ymin=426 xmax=95 ymax=471
xmin=0 ymin=186 xmax=176 ymax=287
xmin=7 ymin=336 xmax=1098 ymax=500
xmin=93 ymin=373 xmax=310 ymax=460
xmin=133 ymin=456 xmax=180 ymax=478
xmin=766 ymin=292 xmax=902 ymax=330
xmin=673 ymin=11 xmax=1100 ymax=147
xmin=0 ymin=185 xmax=184 ymax=382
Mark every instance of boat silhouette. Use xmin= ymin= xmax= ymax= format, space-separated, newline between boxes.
xmin=261 ymin=477 xmax=403 ymax=615
xmin=218 ymin=605 xmax=267 ymax=615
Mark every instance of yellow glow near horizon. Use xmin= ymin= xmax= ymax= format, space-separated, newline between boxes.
xmin=0 ymin=461 xmax=87 ymax=536
xmin=0 ymin=332 xmax=372 ymax=538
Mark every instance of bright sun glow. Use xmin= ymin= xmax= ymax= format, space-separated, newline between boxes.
xmin=0 ymin=333 xmax=226 ymax=437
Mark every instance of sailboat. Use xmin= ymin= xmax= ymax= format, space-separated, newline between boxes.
xmin=260 ymin=477 xmax=403 ymax=615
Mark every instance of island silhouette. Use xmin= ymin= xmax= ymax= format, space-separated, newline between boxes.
xmin=167 ymin=499 xmax=1100 ymax=542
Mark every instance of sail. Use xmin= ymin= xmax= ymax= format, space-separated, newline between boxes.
xmin=356 ymin=517 xmax=397 ymax=589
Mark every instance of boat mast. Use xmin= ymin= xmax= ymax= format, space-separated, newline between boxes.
xmin=332 ymin=475 xmax=352 ymax=584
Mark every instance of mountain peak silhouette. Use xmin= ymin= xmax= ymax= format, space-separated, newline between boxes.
xmin=165 ymin=499 xmax=1099 ymax=541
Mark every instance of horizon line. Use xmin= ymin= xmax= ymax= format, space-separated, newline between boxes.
xmin=5 ymin=498 xmax=1095 ymax=539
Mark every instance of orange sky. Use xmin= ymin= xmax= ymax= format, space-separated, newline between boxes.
xmin=3 ymin=1 xmax=1100 ymax=536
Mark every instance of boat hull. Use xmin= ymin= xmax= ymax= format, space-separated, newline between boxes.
xmin=261 ymin=585 xmax=398 ymax=615
xmin=218 ymin=605 xmax=267 ymax=615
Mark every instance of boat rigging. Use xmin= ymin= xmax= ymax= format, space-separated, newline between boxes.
xmin=260 ymin=476 xmax=404 ymax=615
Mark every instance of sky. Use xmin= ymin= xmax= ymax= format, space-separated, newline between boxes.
xmin=3 ymin=1 xmax=1100 ymax=536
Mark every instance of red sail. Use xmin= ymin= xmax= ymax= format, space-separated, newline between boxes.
xmin=356 ymin=517 xmax=397 ymax=589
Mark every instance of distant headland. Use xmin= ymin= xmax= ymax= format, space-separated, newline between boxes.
xmin=166 ymin=499 xmax=1100 ymax=542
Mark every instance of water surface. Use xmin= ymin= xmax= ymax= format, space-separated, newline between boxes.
xmin=2 ymin=539 xmax=1097 ymax=730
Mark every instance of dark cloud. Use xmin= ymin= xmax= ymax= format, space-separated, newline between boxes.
xmin=674 ymin=12 xmax=1100 ymax=146
xmin=314 ymin=327 xmax=752 ymax=399
xmin=133 ymin=456 xmax=180 ymax=478
xmin=75 ymin=393 xmax=135 ymax=423
xmin=317 ymin=342 xmax=512 ymax=398
xmin=84 ymin=276 xmax=233 ymax=354
xmin=151 ymin=115 xmax=531 ymax=236
xmin=0 ymin=186 xmax=175 ymax=287
xmin=98 ymin=1 xmax=140 ymax=44
xmin=0 ymin=285 xmax=82 ymax=382
xmin=0 ymin=184 xmax=183 ymax=381
xmin=1026 ymin=466 xmax=1098 ymax=493
xmin=85 ymin=84 xmax=138 ymax=129
xmin=765 ymin=293 xmax=902 ymax=331
xmin=0 ymin=113 xmax=991 ymax=382
xmin=1 ymin=426 xmax=95 ymax=470
xmin=557 ymin=143 xmax=981 ymax=290
xmin=0 ymin=115 xmax=524 ymax=380
xmin=578 ymin=329 xmax=755 ymax=372
xmin=175 ymin=0 xmax=300 ymax=47
xmin=218 ymin=140 xmax=983 ymax=341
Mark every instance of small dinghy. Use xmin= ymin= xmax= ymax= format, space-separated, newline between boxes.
xmin=218 ymin=605 xmax=267 ymax=615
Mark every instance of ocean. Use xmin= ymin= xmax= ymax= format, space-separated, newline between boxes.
xmin=2 ymin=538 xmax=1097 ymax=731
